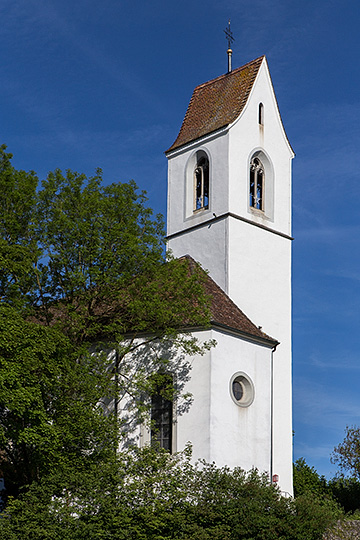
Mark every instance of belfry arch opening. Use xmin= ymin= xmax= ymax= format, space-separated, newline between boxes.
xmin=248 ymin=150 xmax=274 ymax=221
xmin=194 ymin=152 xmax=209 ymax=212
xmin=250 ymin=156 xmax=264 ymax=211
xmin=183 ymin=149 xmax=211 ymax=219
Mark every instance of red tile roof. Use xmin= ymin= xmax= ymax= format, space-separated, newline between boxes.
xmin=166 ymin=56 xmax=265 ymax=153
xmin=182 ymin=255 xmax=277 ymax=345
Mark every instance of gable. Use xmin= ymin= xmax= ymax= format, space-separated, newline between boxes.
xmin=166 ymin=56 xmax=264 ymax=153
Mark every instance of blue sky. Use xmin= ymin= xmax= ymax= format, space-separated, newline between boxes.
xmin=1 ymin=0 xmax=360 ymax=479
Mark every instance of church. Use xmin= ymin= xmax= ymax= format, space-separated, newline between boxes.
xmin=138 ymin=54 xmax=294 ymax=497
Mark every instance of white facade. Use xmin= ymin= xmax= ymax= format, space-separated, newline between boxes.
xmin=176 ymin=329 xmax=273 ymax=475
xmin=166 ymin=57 xmax=294 ymax=496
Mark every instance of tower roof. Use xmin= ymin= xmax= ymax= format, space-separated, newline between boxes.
xmin=166 ymin=56 xmax=265 ymax=153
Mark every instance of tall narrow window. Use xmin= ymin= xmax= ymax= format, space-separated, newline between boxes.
xmin=250 ymin=157 xmax=264 ymax=210
xmin=258 ymin=102 xmax=264 ymax=125
xmin=151 ymin=374 xmax=173 ymax=452
xmin=194 ymin=155 xmax=209 ymax=211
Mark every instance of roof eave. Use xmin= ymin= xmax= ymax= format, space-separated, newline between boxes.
xmin=165 ymin=124 xmax=230 ymax=157
xmin=210 ymin=321 xmax=279 ymax=348
xmin=180 ymin=322 xmax=278 ymax=349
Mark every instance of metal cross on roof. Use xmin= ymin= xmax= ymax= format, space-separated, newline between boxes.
xmin=224 ymin=19 xmax=234 ymax=50
xmin=224 ymin=20 xmax=235 ymax=73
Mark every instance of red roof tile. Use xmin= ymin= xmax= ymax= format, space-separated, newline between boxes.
xmin=182 ymin=255 xmax=277 ymax=345
xmin=166 ymin=56 xmax=265 ymax=153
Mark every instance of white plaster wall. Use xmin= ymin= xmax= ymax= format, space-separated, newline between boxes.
xmin=225 ymin=62 xmax=293 ymax=494
xmin=176 ymin=329 xmax=272 ymax=476
xmin=227 ymin=219 xmax=291 ymax=339
xmin=167 ymin=131 xmax=229 ymax=238
xmin=166 ymin=58 xmax=294 ymax=495
xmin=227 ymin=218 xmax=292 ymax=494
xmin=167 ymin=219 xmax=227 ymax=292
xmin=175 ymin=330 xmax=212 ymax=462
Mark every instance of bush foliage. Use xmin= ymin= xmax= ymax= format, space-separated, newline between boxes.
xmin=0 ymin=447 xmax=341 ymax=540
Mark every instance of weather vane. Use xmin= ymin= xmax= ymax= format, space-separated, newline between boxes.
xmin=224 ymin=19 xmax=234 ymax=73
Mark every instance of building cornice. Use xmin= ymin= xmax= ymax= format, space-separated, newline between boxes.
xmin=166 ymin=211 xmax=293 ymax=242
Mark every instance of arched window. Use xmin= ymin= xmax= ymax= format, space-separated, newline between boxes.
xmin=258 ymin=102 xmax=264 ymax=125
xmin=250 ymin=156 xmax=264 ymax=210
xmin=151 ymin=374 xmax=173 ymax=452
xmin=194 ymin=155 xmax=209 ymax=211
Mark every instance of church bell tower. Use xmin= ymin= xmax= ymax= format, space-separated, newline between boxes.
xmin=165 ymin=55 xmax=294 ymax=496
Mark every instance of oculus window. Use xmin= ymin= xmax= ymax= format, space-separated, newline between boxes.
xmin=230 ymin=372 xmax=255 ymax=408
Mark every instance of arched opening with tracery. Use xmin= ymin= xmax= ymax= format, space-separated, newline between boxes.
xmin=250 ymin=156 xmax=264 ymax=211
xmin=194 ymin=154 xmax=209 ymax=212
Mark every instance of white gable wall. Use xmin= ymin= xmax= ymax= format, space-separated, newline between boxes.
xmin=228 ymin=59 xmax=292 ymax=234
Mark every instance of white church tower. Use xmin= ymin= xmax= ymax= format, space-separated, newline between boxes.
xmin=165 ymin=56 xmax=294 ymax=496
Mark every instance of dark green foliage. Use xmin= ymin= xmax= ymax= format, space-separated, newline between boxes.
xmin=0 ymin=447 xmax=341 ymax=540
xmin=0 ymin=145 xmax=39 ymax=310
xmin=294 ymin=457 xmax=360 ymax=517
xmin=328 ymin=426 xmax=360 ymax=513
xmin=0 ymin=305 xmax=116 ymax=499
xmin=328 ymin=477 xmax=360 ymax=514
xmin=35 ymin=170 xmax=166 ymax=341
xmin=0 ymin=147 xmax=210 ymax=343
xmin=293 ymin=457 xmax=328 ymax=497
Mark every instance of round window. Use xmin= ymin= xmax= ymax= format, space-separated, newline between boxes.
xmin=230 ymin=372 xmax=254 ymax=407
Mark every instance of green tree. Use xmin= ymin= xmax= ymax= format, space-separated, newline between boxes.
xmin=328 ymin=476 xmax=360 ymax=514
xmin=0 ymin=304 xmax=116 ymax=499
xmin=294 ymin=456 xmax=360 ymax=516
xmin=0 ymin=146 xmax=210 ymax=339
xmin=332 ymin=426 xmax=360 ymax=481
xmin=293 ymin=457 xmax=328 ymax=497
xmin=0 ymin=145 xmax=39 ymax=310
xmin=0 ymin=147 xmax=212 ymax=498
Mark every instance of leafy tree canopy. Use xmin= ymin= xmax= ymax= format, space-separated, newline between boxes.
xmin=0 ymin=304 xmax=116 ymax=498
xmin=293 ymin=457 xmax=328 ymax=498
xmin=294 ymin=456 xmax=360 ymax=516
xmin=0 ymin=145 xmax=210 ymax=342
xmin=0 ymin=145 xmax=39 ymax=309
xmin=0 ymin=146 xmax=212 ymax=498
xmin=332 ymin=426 xmax=360 ymax=481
